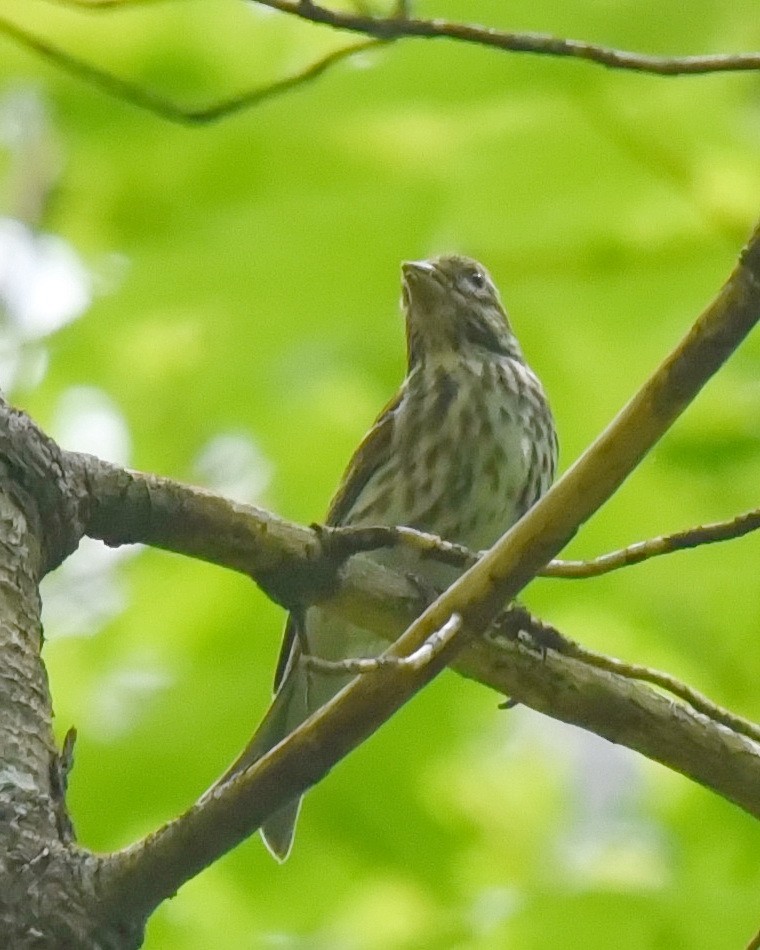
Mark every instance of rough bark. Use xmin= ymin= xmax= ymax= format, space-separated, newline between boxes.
xmin=0 ymin=405 xmax=144 ymax=948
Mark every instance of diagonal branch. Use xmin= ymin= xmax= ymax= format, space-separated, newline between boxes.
xmin=0 ymin=13 xmax=381 ymax=123
xmin=94 ymin=220 xmax=760 ymax=920
xmin=545 ymin=508 xmax=760 ymax=578
xmin=73 ymin=454 xmax=760 ymax=741
xmin=7 ymin=0 xmax=760 ymax=126
xmin=45 ymin=0 xmax=760 ymax=77
xmin=315 ymin=507 xmax=760 ymax=581
xmin=254 ymin=1 xmax=760 ymax=76
xmin=101 ymin=624 xmax=760 ymax=923
xmin=548 ymin=625 xmax=760 ymax=743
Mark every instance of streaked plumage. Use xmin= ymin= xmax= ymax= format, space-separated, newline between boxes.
xmin=223 ymin=255 xmax=557 ymax=859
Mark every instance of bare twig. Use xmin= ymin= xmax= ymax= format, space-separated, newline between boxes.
xmin=46 ymin=0 xmax=760 ymax=76
xmin=320 ymin=523 xmax=478 ymax=570
xmin=253 ymin=0 xmax=760 ymax=76
xmin=0 ymin=14 xmax=382 ymax=123
xmin=322 ymin=508 xmax=760 ymax=581
xmin=7 ymin=0 xmax=760 ymax=124
xmin=553 ymin=633 xmax=760 ymax=744
xmin=303 ymin=611 xmax=463 ymax=674
xmin=544 ymin=508 xmax=760 ymax=578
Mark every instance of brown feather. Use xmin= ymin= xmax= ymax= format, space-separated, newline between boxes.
xmin=324 ymin=388 xmax=401 ymax=526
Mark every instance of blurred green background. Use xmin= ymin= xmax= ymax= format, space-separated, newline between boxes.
xmin=1 ymin=1 xmax=759 ymax=947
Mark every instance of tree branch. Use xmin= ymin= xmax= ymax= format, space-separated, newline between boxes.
xmin=0 ymin=13 xmax=382 ymax=123
xmin=101 ymin=625 xmax=760 ymax=922
xmin=5 ymin=1 xmax=760 ymax=125
xmin=46 ymin=0 xmax=760 ymax=76
xmin=76 ymin=453 xmax=429 ymax=634
xmin=75 ymin=458 xmax=760 ymax=744
xmin=77 ymin=445 xmax=760 ymax=601
xmin=545 ymin=508 xmax=760 ymax=578
xmin=94 ymin=220 xmax=760 ymax=918
xmin=252 ymin=0 xmax=760 ymax=76
xmin=312 ymin=507 xmax=760 ymax=582
xmin=547 ymin=626 xmax=760 ymax=744
xmin=75 ymin=455 xmax=760 ymax=738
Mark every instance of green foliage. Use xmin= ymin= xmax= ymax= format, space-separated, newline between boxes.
xmin=1 ymin=1 xmax=759 ymax=946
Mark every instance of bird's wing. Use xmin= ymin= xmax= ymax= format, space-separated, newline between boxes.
xmin=271 ymin=388 xmax=402 ymax=692
xmin=273 ymin=612 xmax=302 ymax=692
xmin=325 ymin=388 xmax=401 ymax=526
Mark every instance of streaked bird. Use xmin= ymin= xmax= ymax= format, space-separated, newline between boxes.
xmin=222 ymin=255 xmax=557 ymax=859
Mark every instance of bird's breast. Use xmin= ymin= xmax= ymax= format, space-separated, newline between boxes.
xmin=346 ymin=357 xmax=556 ymax=555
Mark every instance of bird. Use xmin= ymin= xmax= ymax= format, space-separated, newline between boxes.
xmin=222 ymin=255 xmax=558 ymax=860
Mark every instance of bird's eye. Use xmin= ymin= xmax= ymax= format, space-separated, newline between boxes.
xmin=466 ymin=269 xmax=486 ymax=290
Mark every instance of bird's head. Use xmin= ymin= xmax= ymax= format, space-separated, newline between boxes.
xmin=401 ymin=255 xmax=522 ymax=369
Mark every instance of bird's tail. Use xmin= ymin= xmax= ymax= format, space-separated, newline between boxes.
xmin=215 ymin=611 xmax=366 ymax=860
xmin=216 ymin=665 xmax=310 ymax=862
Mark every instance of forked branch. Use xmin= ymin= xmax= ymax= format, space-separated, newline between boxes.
xmin=319 ymin=508 xmax=760 ymax=580
xmin=77 ymin=454 xmax=760 ymax=743
xmin=3 ymin=0 xmax=760 ymax=124
xmin=0 ymin=13 xmax=382 ymax=123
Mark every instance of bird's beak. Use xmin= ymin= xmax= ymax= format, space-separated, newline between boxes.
xmin=402 ymin=260 xmax=435 ymax=278
xmin=401 ymin=259 xmax=443 ymax=316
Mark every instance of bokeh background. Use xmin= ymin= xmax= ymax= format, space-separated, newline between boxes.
xmin=1 ymin=1 xmax=760 ymax=947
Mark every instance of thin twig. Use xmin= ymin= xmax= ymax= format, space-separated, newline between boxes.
xmin=486 ymin=610 xmax=760 ymax=743
xmin=303 ymin=653 xmax=397 ymax=675
xmin=323 ymin=509 xmax=760 ymax=581
xmin=544 ymin=508 xmax=760 ymax=578
xmin=321 ymin=524 xmax=477 ymax=570
xmin=253 ymin=0 xmax=760 ymax=76
xmin=0 ymin=14 xmax=382 ymax=123
xmin=550 ymin=632 xmax=760 ymax=744
xmin=303 ymin=611 xmax=463 ymax=674
xmin=9 ymin=0 xmax=760 ymax=125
